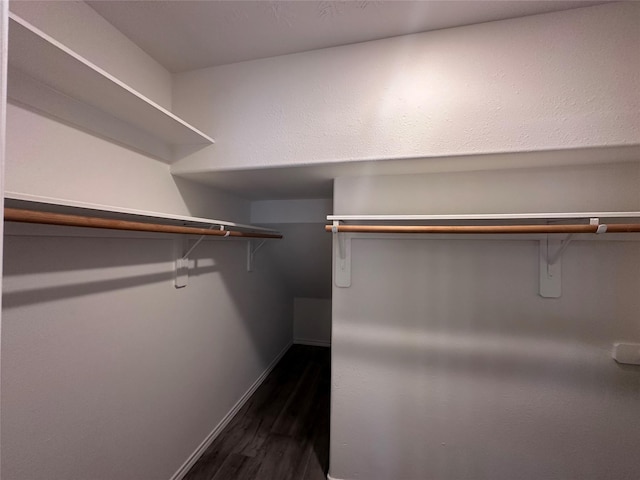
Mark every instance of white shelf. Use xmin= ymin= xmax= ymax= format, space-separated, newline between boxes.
xmin=7 ymin=13 xmax=214 ymax=163
xmin=5 ymin=192 xmax=277 ymax=234
xmin=328 ymin=212 xmax=640 ymax=222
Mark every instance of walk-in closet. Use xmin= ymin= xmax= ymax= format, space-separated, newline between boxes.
xmin=0 ymin=2 xmax=638 ymax=480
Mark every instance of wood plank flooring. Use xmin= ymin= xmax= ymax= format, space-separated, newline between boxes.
xmin=183 ymin=345 xmax=330 ymax=480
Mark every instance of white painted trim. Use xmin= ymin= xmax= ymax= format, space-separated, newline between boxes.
xmin=328 ymin=212 xmax=640 ymax=221
xmin=169 ymin=341 xmax=293 ymax=480
xmin=327 ymin=474 xmax=344 ymax=480
xmin=294 ymin=338 xmax=331 ymax=348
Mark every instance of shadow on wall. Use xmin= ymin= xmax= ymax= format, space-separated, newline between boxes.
xmin=1 ymin=229 xmax=294 ymax=479
xmin=330 ymin=238 xmax=640 ymax=480
xmin=3 ymin=268 xmax=213 ymax=309
xmin=335 ymin=323 xmax=639 ymax=393
xmin=2 ymin=230 xmax=292 ymax=366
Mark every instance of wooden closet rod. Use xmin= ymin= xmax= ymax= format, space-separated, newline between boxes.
xmin=326 ymin=224 xmax=640 ymax=234
xmin=5 ymin=208 xmax=283 ymax=239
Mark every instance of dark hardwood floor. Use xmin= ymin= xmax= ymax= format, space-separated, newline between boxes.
xmin=183 ymin=345 xmax=330 ymax=480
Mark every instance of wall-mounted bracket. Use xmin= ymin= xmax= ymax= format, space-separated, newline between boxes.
xmin=247 ymin=239 xmax=267 ymax=272
xmin=175 ymin=236 xmax=189 ymax=288
xmin=546 ymin=233 xmax=575 ymax=266
xmin=175 ymin=226 xmax=225 ymax=288
xmin=539 ymin=231 xmax=581 ymax=298
xmin=332 ymin=221 xmax=351 ymax=288
xmin=539 ymin=237 xmax=563 ymax=298
xmin=181 ymin=225 xmax=225 ymax=261
xmin=539 ymin=218 xmax=609 ymax=297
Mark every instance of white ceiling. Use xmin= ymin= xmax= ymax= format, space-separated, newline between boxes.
xmin=87 ymin=0 xmax=608 ymax=73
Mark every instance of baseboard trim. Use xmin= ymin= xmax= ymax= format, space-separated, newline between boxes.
xmin=294 ymin=338 xmax=331 ymax=348
xmin=169 ymin=341 xmax=293 ymax=480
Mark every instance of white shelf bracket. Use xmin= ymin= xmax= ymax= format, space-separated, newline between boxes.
xmin=181 ymin=225 xmax=221 ymax=261
xmin=175 ymin=236 xmax=189 ymax=289
xmin=332 ymin=221 xmax=351 ymax=288
xmin=539 ymin=217 xmax=608 ymax=298
xmin=247 ymin=239 xmax=267 ymax=272
xmin=176 ymin=226 xmax=225 ymax=287
xmin=539 ymin=236 xmax=562 ymax=298
xmin=539 ymin=231 xmax=580 ymax=298
xmin=547 ymin=233 xmax=576 ymax=266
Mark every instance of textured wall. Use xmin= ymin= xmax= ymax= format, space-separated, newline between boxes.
xmin=172 ymin=2 xmax=640 ymax=175
xmin=330 ymin=163 xmax=640 ymax=480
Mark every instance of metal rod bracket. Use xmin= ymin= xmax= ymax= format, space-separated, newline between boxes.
xmin=332 ymin=221 xmax=351 ymax=287
xmin=540 ymin=236 xmax=566 ymax=298
xmin=181 ymin=225 xmax=220 ymax=260
xmin=175 ymin=236 xmax=189 ymax=288
xmin=247 ymin=239 xmax=267 ymax=272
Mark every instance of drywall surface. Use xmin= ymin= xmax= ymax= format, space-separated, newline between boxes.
xmin=294 ymin=297 xmax=331 ymax=347
xmin=172 ymin=2 xmax=640 ymax=175
xmin=9 ymin=0 xmax=173 ymax=110
xmin=5 ymin=104 xmax=247 ymax=221
xmin=2 ymin=234 xmax=292 ymax=480
xmin=256 ymin=223 xmax=331 ymax=298
xmin=251 ymin=198 xmax=333 ymax=299
xmin=3 ymin=102 xmax=293 ymax=479
xmin=329 ymin=164 xmax=640 ymax=480
xmin=335 ymin=161 xmax=640 ymax=215
xmin=250 ymin=198 xmax=333 ymax=224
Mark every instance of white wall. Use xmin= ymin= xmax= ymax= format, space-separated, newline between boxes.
xmin=9 ymin=0 xmax=173 ymax=110
xmin=250 ymin=198 xmax=333 ymax=299
xmin=2 ymin=5 xmax=295 ymax=480
xmin=2 ymin=93 xmax=294 ymax=480
xmin=5 ymin=104 xmax=245 ymax=220
xmin=294 ymin=298 xmax=331 ymax=348
xmin=2 ymin=233 xmax=292 ymax=480
xmin=2 ymin=105 xmax=296 ymax=480
xmin=250 ymin=199 xmax=333 ymax=346
xmin=251 ymin=198 xmax=332 ymax=224
xmin=329 ymin=163 xmax=640 ymax=480
xmin=335 ymin=161 xmax=640 ymax=215
xmin=171 ymin=2 xmax=640 ymax=175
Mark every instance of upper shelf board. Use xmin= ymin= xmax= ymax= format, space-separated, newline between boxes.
xmin=7 ymin=13 xmax=214 ymax=163
xmin=328 ymin=212 xmax=640 ymax=222
xmin=5 ymin=192 xmax=277 ymax=234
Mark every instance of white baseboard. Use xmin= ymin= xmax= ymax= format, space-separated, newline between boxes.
xmin=169 ymin=341 xmax=293 ymax=480
xmin=294 ymin=338 xmax=331 ymax=348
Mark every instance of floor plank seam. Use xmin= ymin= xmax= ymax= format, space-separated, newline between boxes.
xmin=170 ymin=341 xmax=293 ymax=480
